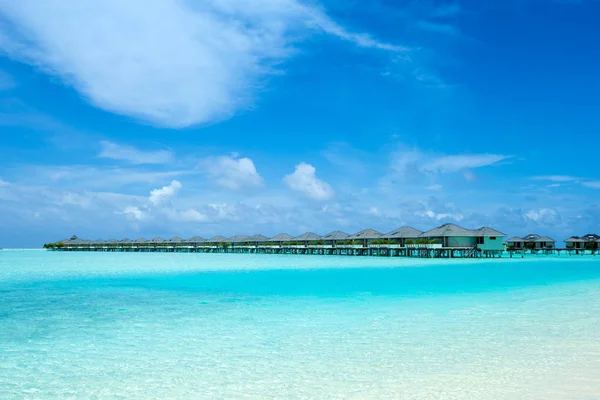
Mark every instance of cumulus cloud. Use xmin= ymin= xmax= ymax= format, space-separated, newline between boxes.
xmin=149 ymin=180 xmax=182 ymax=206
xmin=122 ymin=206 xmax=147 ymax=221
xmin=122 ymin=180 xmax=212 ymax=224
xmin=284 ymin=162 xmax=334 ymax=201
xmin=202 ymin=154 xmax=263 ymax=190
xmin=98 ymin=141 xmax=173 ymax=164
xmin=0 ymin=0 xmax=403 ymax=128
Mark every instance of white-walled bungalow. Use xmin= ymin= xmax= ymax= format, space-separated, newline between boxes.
xmin=419 ymin=224 xmax=506 ymax=251
xmin=293 ymin=232 xmax=322 ymax=245
xmin=382 ymin=226 xmax=422 ymax=246
xmin=347 ymin=229 xmax=383 ymax=247
xmin=321 ymin=231 xmax=350 ymax=246
xmin=267 ymin=233 xmax=294 ymax=245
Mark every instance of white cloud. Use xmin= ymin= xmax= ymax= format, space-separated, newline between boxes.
xmin=425 ymin=184 xmax=443 ymax=191
xmin=582 ymin=181 xmax=600 ymax=189
xmin=0 ymin=0 xmax=403 ymax=128
xmin=98 ymin=141 xmax=173 ymax=164
xmin=531 ymin=175 xmax=580 ymax=182
xmin=165 ymin=208 xmax=208 ymax=223
xmin=202 ymin=154 xmax=263 ymax=190
xmin=422 ymin=154 xmax=509 ymax=173
xmin=524 ymin=208 xmax=561 ymax=224
xmin=284 ymin=162 xmax=334 ymax=201
xmin=122 ymin=206 xmax=147 ymax=221
xmin=149 ymin=180 xmax=182 ymax=206
xmin=390 ymin=145 xmax=509 ymax=181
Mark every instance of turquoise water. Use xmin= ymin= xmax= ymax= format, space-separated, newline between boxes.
xmin=1 ymin=251 xmax=600 ymax=399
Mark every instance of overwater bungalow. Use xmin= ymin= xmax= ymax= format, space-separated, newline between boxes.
xmin=382 ymin=226 xmax=422 ymax=246
xmin=565 ymin=233 xmax=600 ymax=250
xmin=565 ymin=236 xmax=586 ymax=249
xmin=243 ymin=234 xmax=270 ymax=246
xmin=227 ymin=235 xmax=250 ymax=245
xmin=149 ymin=237 xmax=165 ymax=246
xmin=267 ymin=233 xmax=294 ymax=245
xmin=167 ymin=237 xmax=184 ymax=245
xmin=206 ymin=235 xmax=228 ymax=244
xmin=321 ymin=231 xmax=350 ymax=246
xmin=505 ymin=234 xmax=555 ymax=250
xmin=505 ymin=236 xmax=524 ymax=249
xmin=347 ymin=229 xmax=383 ymax=247
xmin=293 ymin=232 xmax=321 ymax=245
xmin=419 ymin=224 xmax=506 ymax=251
xmin=185 ymin=236 xmax=206 ymax=246
xmin=135 ymin=238 xmax=147 ymax=245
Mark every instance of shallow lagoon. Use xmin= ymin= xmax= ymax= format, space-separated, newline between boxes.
xmin=1 ymin=251 xmax=599 ymax=399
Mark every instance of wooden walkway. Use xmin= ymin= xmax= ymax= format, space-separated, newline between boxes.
xmin=49 ymin=244 xmax=504 ymax=258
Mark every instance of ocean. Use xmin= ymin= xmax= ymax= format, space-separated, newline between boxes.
xmin=1 ymin=250 xmax=599 ymax=399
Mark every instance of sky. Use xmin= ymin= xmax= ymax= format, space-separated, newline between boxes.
xmin=0 ymin=0 xmax=599 ymax=247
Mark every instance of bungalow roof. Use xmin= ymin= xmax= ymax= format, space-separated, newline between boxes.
xmin=565 ymin=236 xmax=585 ymax=243
xmin=420 ymin=223 xmax=476 ymax=238
xmin=293 ymin=232 xmax=322 ymax=241
xmin=383 ymin=226 xmax=422 ymax=239
xmin=186 ymin=236 xmax=206 ymax=243
xmin=476 ymin=227 xmax=506 ymax=237
xmin=244 ymin=234 xmax=270 ymax=242
xmin=206 ymin=235 xmax=228 ymax=243
xmin=505 ymin=236 xmax=524 ymax=243
xmin=348 ymin=229 xmax=382 ymax=240
xmin=227 ymin=235 xmax=250 ymax=243
xmin=267 ymin=233 xmax=294 ymax=242
xmin=321 ymin=231 xmax=350 ymax=240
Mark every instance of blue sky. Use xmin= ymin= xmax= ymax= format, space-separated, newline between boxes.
xmin=1 ymin=0 xmax=599 ymax=247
